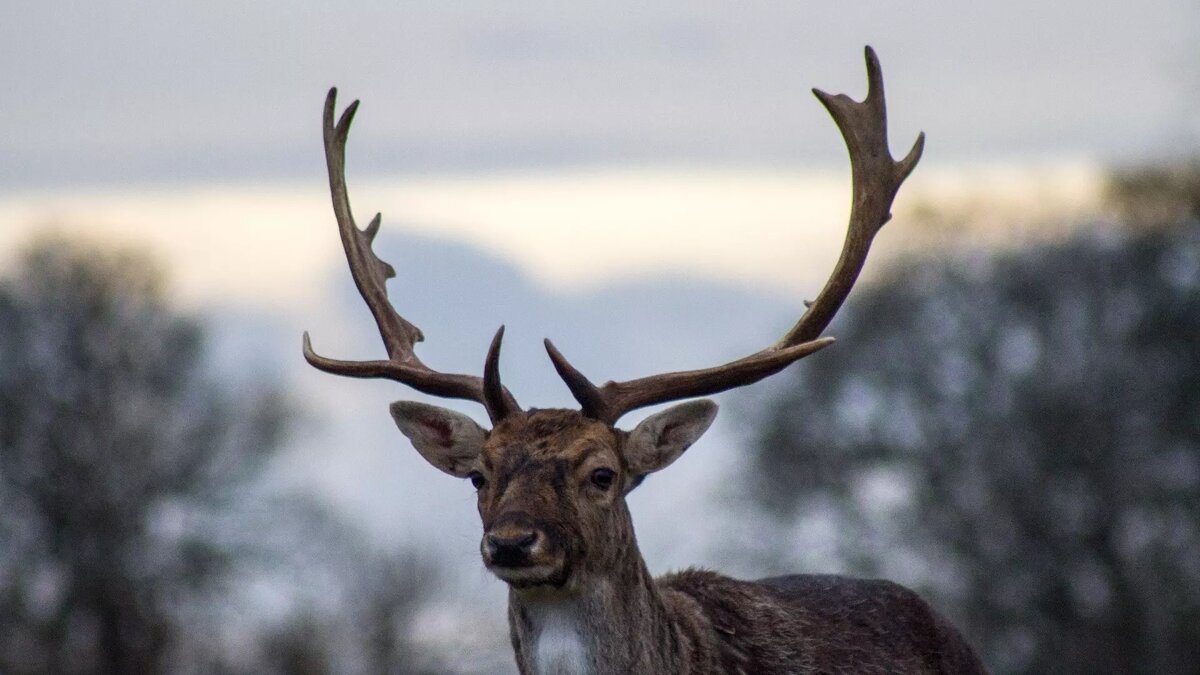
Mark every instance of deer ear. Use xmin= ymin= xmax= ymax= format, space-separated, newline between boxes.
xmin=390 ymin=401 xmax=487 ymax=478
xmin=624 ymin=400 xmax=718 ymax=481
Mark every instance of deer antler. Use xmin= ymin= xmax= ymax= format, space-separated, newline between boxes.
xmin=781 ymin=46 xmax=924 ymax=344
xmin=302 ymin=88 xmax=521 ymax=423
xmin=545 ymin=46 xmax=924 ymax=424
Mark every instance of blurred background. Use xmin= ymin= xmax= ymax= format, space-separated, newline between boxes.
xmin=1 ymin=2 xmax=1198 ymax=673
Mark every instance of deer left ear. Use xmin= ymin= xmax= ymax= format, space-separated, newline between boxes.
xmin=624 ymin=400 xmax=718 ymax=483
xmin=390 ymin=401 xmax=487 ymax=478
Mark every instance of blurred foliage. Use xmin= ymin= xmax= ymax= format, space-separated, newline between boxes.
xmin=744 ymin=219 xmax=1200 ymax=674
xmin=242 ymin=509 xmax=445 ymax=675
xmin=1107 ymin=158 xmax=1200 ymax=227
xmin=0 ymin=238 xmax=440 ymax=674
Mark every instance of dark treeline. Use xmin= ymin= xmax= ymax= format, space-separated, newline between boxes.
xmin=743 ymin=176 xmax=1199 ymax=674
xmin=0 ymin=239 xmax=439 ymax=674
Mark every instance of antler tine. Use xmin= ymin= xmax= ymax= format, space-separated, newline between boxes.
xmin=483 ymin=326 xmax=520 ymax=423
xmin=303 ymin=88 xmax=521 ymax=421
xmin=546 ymin=46 xmax=922 ymax=424
xmin=546 ymin=337 xmax=834 ymax=424
xmin=780 ymin=46 xmax=925 ymax=345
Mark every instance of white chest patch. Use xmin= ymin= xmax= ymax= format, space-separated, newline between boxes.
xmin=528 ymin=603 xmax=591 ymax=675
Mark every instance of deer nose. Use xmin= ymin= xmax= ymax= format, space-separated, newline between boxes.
xmin=485 ymin=530 xmax=539 ymax=566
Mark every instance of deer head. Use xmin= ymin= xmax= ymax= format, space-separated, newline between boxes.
xmin=303 ymin=46 xmax=923 ymax=592
xmin=389 ymin=401 xmax=717 ymax=588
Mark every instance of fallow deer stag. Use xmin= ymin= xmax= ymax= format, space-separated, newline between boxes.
xmin=304 ymin=47 xmax=988 ymax=675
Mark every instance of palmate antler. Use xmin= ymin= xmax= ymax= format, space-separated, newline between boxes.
xmin=302 ymin=89 xmax=520 ymax=424
xmin=544 ymin=46 xmax=924 ymax=423
xmin=304 ymin=46 xmax=922 ymax=427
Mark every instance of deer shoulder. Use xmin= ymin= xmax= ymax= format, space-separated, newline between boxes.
xmin=658 ymin=570 xmax=987 ymax=674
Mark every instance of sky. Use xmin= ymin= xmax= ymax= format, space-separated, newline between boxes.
xmin=2 ymin=2 xmax=1196 ymax=191
xmin=2 ymin=2 xmax=1192 ymax=299
xmin=3 ymin=2 xmax=1193 ymax=298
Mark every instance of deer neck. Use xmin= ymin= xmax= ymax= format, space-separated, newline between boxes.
xmin=507 ymin=542 xmax=696 ymax=674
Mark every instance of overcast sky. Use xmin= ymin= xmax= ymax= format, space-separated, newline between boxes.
xmin=3 ymin=1 xmax=1197 ymax=191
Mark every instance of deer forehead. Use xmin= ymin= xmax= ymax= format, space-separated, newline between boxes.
xmin=483 ymin=409 xmax=623 ymax=467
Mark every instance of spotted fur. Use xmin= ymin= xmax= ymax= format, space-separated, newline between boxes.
xmin=404 ymin=407 xmax=992 ymax=675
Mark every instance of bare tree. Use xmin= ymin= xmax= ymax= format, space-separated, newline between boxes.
xmin=0 ymin=237 xmax=450 ymax=673
xmin=0 ymin=237 xmax=287 ymax=674
xmin=744 ymin=219 xmax=1200 ymax=674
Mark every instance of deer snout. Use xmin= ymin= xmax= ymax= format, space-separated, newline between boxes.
xmin=484 ymin=527 xmax=540 ymax=567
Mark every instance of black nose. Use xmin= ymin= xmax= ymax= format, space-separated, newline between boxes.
xmin=486 ymin=530 xmax=539 ymax=566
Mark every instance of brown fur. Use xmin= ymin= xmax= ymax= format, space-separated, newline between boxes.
xmin=468 ymin=409 xmax=988 ymax=674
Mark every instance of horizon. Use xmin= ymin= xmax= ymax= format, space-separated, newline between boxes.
xmin=0 ymin=157 xmax=1109 ymax=313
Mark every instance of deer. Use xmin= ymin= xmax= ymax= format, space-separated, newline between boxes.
xmin=302 ymin=47 xmax=988 ymax=675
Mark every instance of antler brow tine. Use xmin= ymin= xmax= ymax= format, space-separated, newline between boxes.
xmin=302 ymin=88 xmax=520 ymax=423
xmin=545 ymin=46 xmax=924 ymax=424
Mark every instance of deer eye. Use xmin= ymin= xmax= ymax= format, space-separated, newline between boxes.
xmin=590 ymin=468 xmax=616 ymax=490
xmin=467 ymin=471 xmax=487 ymax=490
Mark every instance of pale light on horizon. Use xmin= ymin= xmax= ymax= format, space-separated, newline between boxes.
xmin=0 ymin=159 xmax=1106 ymax=310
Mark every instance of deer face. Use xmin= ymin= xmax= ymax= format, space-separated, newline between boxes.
xmin=391 ymin=400 xmax=717 ymax=588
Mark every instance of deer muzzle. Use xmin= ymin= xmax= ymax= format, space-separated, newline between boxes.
xmin=481 ymin=513 xmax=569 ymax=587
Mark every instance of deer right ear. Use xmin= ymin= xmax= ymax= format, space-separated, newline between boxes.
xmin=624 ymin=400 xmax=718 ymax=482
xmin=389 ymin=401 xmax=487 ymax=478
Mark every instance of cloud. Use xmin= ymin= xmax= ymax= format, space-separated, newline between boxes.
xmin=1 ymin=1 xmax=1194 ymax=189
